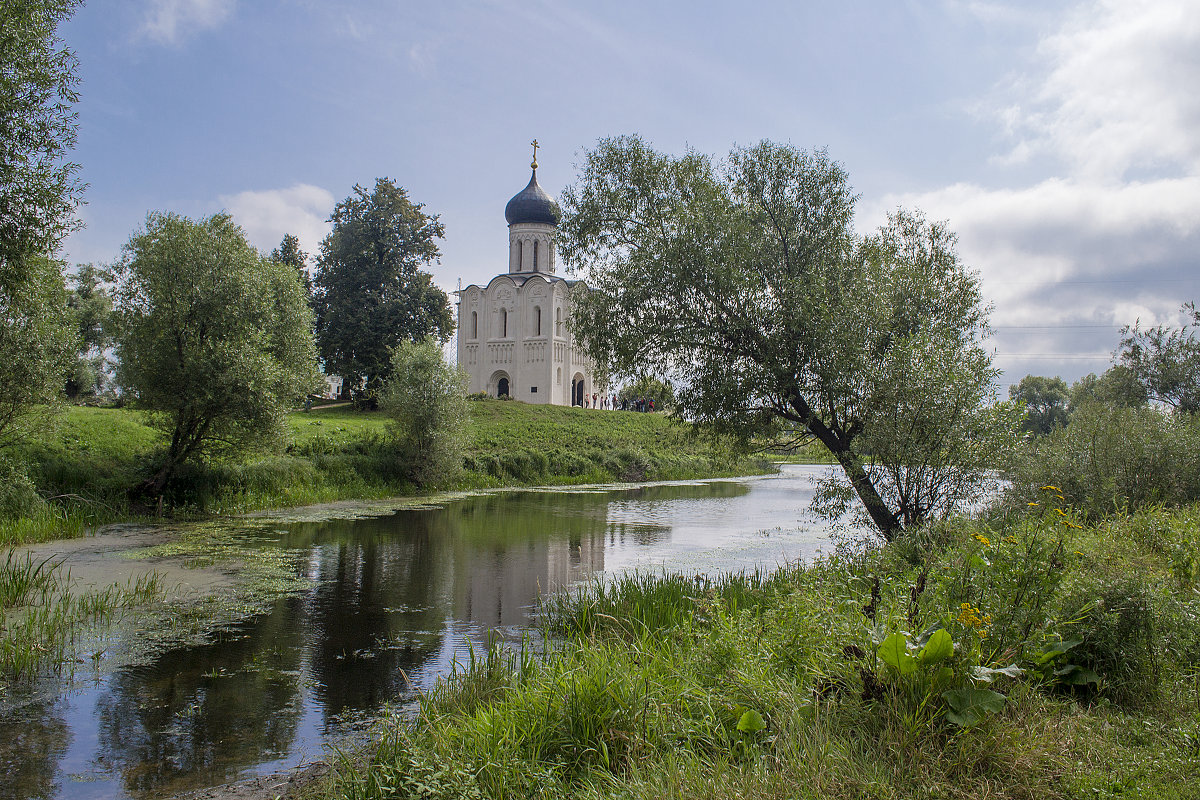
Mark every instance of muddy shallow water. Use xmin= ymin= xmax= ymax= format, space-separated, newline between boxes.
xmin=0 ymin=464 xmax=841 ymax=800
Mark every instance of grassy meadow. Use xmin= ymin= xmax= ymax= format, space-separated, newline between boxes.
xmin=2 ymin=399 xmax=774 ymax=546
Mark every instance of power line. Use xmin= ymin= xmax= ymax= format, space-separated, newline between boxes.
xmin=993 ymin=354 xmax=1112 ymax=359
xmin=986 ymin=278 xmax=1200 ymax=285
xmin=990 ymin=324 xmax=1122 ymax=329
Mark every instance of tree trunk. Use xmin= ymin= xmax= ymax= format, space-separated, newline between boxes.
xmin=831 ymin=450 xmax=902 ymax=541
xmin=786 ymin=393 xmax=902 ymax=541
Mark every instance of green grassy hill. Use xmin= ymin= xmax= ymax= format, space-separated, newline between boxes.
xmin=6 ymin=400 xmax=771 ymax=544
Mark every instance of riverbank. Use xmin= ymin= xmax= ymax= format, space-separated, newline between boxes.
xmin=318 ymin=496 xmax=1200 ymax=800
xmin=4 ymin=399 xmax=775 ymax=546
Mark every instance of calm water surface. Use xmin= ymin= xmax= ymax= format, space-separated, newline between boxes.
xmin=1 ymin=464 xmax=839 ymax=800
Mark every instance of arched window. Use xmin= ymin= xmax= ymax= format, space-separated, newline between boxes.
xmin=513 ymin=240 xmax=521 ymax=270
xmin=555 ymin=307 xmax=562 ymax=336
xmin=501 ymin=308 xmax=508 ymax=337
xmin=533 ymin=240 xmax=539 ymax=269
xmin=471 ymin=311 xmax=478 ymax=338
xmin=535 ymin=306 xmax=542 ymax=336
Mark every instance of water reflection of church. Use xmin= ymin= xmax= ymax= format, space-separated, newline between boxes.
xmin=456 ymin=142 xmax=595 ymax=405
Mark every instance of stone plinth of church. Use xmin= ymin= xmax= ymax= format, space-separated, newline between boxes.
xmin=456 ymin=155 xmax=594 ymax=406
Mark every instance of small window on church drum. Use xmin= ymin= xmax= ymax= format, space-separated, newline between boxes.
xmin=535 ymin=307 xmax=542 ymax=336
xmin=471 ymin=311 xmax=478 ymax=338
xmin=533 ymin=240 xmax=538 ymax=269
xmin=501 ymin=308 xmax=507 ymax=337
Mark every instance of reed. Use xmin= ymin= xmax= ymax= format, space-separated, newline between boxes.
xmin=0 ymin=549 xmax=164 ymax=681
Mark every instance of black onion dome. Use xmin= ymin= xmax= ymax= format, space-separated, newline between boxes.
xmin=504 ymin=170 xmax=560 ymax=226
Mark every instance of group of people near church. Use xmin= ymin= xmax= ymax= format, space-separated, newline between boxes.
xmin=577 ymin=393 xmax=657 ymax=412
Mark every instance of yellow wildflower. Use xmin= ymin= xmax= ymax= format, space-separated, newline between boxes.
xmin=1041 ymin=485 xmax=1061 ymax=492
xmin=973 ymin=533 xmax=991 ymax=547
xmin=1027 ymin=502 xmax=1039 ymax=507
xmin=1055 ymin=508 xmax=1067 ymax=516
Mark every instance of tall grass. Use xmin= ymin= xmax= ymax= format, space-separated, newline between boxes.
xmin=0 ymin=548 xmax=164 ymax=681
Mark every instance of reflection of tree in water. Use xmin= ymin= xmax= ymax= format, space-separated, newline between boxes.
xmin=78 ymin=479 xmax=741 ymax=797
xmin=93 ymin=601 xmax=305 ymax=799
xmin=609 ymin=481 xmax=749 ymax=503
xmin=0 ymin=697 xmax=68 ymax=800
xmin=300 ymin=515 xmax=448 ymax=717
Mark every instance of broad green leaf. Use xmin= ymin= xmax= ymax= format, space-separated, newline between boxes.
xmin=915 ymin=622 xmax=943 ymax=647
xmin=971 ymin=664 xmax=1024 ymax=683
xmin=942 ymin=688 xmax=1006 ymax=727
xmin=737 ymin=709 xmax=766 ymax=733
xmin=1054 ymin=664 xmax=1100 ymax=685
xmin=1034 ymin=639 xmax=1083 ymax=664
xmin=878 ymin=632 xmax=917 ymax=675
xmin=918 ymin=629 xmax=954 ymax=665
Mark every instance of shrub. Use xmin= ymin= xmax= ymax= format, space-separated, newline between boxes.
xmin=379 ymin=340 xmax=469 ymax=487
xmin=1004 ymin=401 xmax=1200 ymax=520
xmin=0 ymin=458 xmax=42 ymax=519
xmin=1058 ymin=578 xmax=1160 ymax=706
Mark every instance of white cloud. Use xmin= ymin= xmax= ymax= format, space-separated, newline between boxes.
xmin=138 ymin=0 xmax=236 ymax=45
xmin=219 ymin=184 xmax=334 ymax=262
xmin=871 ymin=0 xmax=1200 ymax=384
xmin=871 ymin=176 xmax=1200 ymax=319
xmin=994 ymin=0 xmax=1200 ymax=181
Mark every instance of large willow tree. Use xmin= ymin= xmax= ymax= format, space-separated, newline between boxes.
xmin=559 ymin=136 xmax=1018 ymax=540
xmin=114 ymin=212 xmax=320 ymax=497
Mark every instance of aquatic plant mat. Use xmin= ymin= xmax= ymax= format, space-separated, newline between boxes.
xmin=328 ymin=497 xmax=1200 ymax=800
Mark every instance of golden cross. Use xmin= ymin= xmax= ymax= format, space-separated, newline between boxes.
xmin=530 ymin=139 xmax=539 ymax=169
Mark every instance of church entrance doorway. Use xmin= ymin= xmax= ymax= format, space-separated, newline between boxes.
xmin=491 ymin=371 xmax=511 ymax=399
xmin=572 ymin=374 xmax=585 ymax=406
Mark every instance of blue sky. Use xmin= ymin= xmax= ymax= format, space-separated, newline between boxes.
xmin=59 ymin=0 xmax=1200 ymax=390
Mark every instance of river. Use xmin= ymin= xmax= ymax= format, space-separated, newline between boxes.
xmin=0 ymin=464 xmax=842 ymax=800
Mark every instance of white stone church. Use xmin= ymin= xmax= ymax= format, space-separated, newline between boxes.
xmin=456 ymin=149 xmax=594 ymax=405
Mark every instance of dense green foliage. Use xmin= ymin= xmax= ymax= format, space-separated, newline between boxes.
xmin=270 ymin=232 xmax=312 ymax=301
xmin=0 ymin=254 xmax=74 ymax=453
xmin=2 ymin=401 xmax=770 ymax=544
xmin=328 ymin=497 xmax=1200 ymax=800
xmin=1118 ymin=302 xmax=1200 ymax=414
xmin=1069 ymin=365 xmax=1147 ymax=413
xmin=113 ymin=212 xmax=321 ymax=495
xmin=0 ymin=0 xmax=83 ymax=283
xmin=1010 ymin=374 xmax=1070 ymax=436
xmin=0 ymin=0 xmax=82 ymax=469
xmin=560 ymin=137 xmax=1018 ymax=540
xmin=313 ymin=179 xmax=453 ymax=398
xmin=380 ymin=339 xmax=470 ymax=485
xmin=64 ymin=262 xmax=115 ymax=398
xmin=1004 ymin=401 xmax=1200 ymax=521
xmin=616 ymin=375 xmax=675 ymax=410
